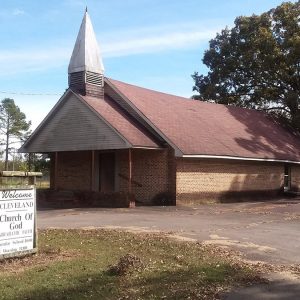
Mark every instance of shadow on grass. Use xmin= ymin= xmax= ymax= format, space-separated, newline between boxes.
xmin=127 ymin=265 xmax=247 ymax=299
xmin=4 ymin=271 xmax=118 ymax=300
xmin=4 ymin=264 xmax=247 ymax=300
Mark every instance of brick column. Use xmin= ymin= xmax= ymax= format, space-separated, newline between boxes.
xmin=167 ymin=147 xmax=177 ymax=205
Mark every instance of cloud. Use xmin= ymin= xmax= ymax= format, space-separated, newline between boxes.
xmin=0 ymin=47 xmax=71 ymax=76
xmin=12 ymin=9 xmax=25 ymax=16
xmin=99 ymin=21 xmax=222 ymax=56
xmin=0 ymin=8 xmax=26 ymax=18
xmin=0 ymin=23 xmax=221 ymax=76
xmin=101 ymin=29 xmax=217 ymax=57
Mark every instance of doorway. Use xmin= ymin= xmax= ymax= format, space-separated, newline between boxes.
xmin=99 ymin=152 xmax=115 ymax=192
xmin=284 ymin=164 xmax=291 ymax=191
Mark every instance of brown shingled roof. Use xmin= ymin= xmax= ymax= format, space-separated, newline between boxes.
xmin=80 ymin=93 xmax=160 ymax=148
xmin=107 ymin=78 xmax=300 ymax=161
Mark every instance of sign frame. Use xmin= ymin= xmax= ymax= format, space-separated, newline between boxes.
xmin=0 ymin=186 xmax=37 ymax=260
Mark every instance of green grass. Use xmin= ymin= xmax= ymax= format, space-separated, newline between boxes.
xmin=0 ymin=177 xmax=50 ymax=189
xmin=35 ymin=179 xmax=50 ymax=189
xmin=0 ymin=229 xmax=260 ymax=300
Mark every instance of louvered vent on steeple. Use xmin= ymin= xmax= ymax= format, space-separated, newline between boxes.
xmin=86 ymin=71 xmax=104 ymax=86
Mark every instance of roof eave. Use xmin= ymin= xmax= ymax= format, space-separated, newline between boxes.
xmin=182 ymin=154 xmax=300 ymax=164
xmin=19 ymin=89 xmax=72 ymax=153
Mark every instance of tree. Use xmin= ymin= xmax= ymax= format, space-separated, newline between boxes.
xmin=0 ymin=98 xmax=31 ymax=170
xmin=192 ymin=1 xmax=300 ymax=129
xmin=25 ymin=153 xmax=50 ymax=173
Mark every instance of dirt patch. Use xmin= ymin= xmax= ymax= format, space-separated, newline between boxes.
xmin=283 ymin=213 xmax=300 ymax=220
xmin=0 ymin=247 xmax=79 ymax=274
xmin=103 ymin=225 xmax=162 ymax=234
xmin=212 ymin=203 xmax=290 ymax=216
xmin=203 ymin=242 xmax=300 ymax=282
xmin=168 ymin=234 xmax=197 ymax=242
xmin=205 ymin=234 xmax=277 ymax=253
xmin=269 ymin=271 xmax=300 ymax=281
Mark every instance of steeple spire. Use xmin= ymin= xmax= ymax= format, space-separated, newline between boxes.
xmin=68 ymin=9 xmax=104 ymax=98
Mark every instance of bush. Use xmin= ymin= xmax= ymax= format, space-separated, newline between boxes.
xmin=152 ymin=192 xmax=174 ymax=206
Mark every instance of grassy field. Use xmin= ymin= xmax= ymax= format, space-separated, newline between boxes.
xmin=0 ymin=177 xmax=50 ymax=189
xmin=0 ymin=229 xmax=262 ymax=300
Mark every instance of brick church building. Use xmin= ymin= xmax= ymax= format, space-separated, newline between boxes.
xmin=21 ymin=10 xmax=300 ymax=207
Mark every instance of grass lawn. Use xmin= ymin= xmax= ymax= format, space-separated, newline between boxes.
xmin=0 ymin=229 xmax=262 ymax=300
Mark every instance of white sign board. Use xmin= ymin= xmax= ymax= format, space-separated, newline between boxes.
xmin=0 ymin=187 xmax=36 ymax=258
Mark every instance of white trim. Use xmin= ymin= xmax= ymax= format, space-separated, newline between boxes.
xmin=132 ymin=146 xmax=162 ymax=150
xmin=182 ymin=154 xmax=300 ymax=164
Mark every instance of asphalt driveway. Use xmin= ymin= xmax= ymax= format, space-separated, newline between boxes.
xmin=38 ymin=198 xmax=300 ymax=265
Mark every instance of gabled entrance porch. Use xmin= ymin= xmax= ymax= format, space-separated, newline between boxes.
xmin=39 ymin=147 xmax=175 ymax=208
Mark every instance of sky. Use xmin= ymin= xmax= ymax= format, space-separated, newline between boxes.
xmin=0 ymin=0 xmax=290 ymax=130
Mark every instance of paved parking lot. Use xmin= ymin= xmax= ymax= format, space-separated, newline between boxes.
xmin=38 ymin=198 xmax=300 ymax=265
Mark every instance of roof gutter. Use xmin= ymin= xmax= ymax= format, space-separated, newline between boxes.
xmin=182 ymin=154 xmax=300 ymax=165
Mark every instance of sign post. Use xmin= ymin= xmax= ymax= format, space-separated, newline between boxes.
xmin=0 ymin=186 xmax=37 ymax=259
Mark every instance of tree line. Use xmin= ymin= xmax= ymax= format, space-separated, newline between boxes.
xmin=192 ymin=1 xmax=300 ymax=131
xmin=0 ymin=98 xmax=48 ymax=172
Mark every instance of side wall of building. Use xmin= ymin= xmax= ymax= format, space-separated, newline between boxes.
xmin=48 ymin=151 xmax=299 ymax=206
xmin=290 ymin=165 xmax=300 ymax=191
xmin=118 ymin=148 xmax=174 ymax=204
xmin=176 ymin=158 xmax=284 ymax=203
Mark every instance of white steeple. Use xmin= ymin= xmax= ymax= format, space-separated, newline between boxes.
xmin=68 ymin=8 xmax=105 ymax=98
xmin=68 ymin=8 xmax=104 ymax=74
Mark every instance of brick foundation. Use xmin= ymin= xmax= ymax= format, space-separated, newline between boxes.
xmin=176 ymin=158 xmax=284 ymax=203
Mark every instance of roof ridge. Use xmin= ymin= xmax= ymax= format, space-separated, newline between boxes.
xmin=106 ymin=77 xmax=192 ymax=100
xmin=105 ymin=77 xmax=270 ymax=115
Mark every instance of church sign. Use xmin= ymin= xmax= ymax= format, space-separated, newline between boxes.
xmin=0 ymin=187 xmax=37 ymax=259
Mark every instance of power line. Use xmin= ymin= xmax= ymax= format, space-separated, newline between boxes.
xmin=0 ymin=90 xmax=62 ymax=96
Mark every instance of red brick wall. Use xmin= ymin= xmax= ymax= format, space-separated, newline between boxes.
xmin=118 ymin=149 xmax=170 ymax=204
xmin=50 ymin=151 xmax=291 ymax=205
xmin=290 ymin=165 xmax=300 ymax=191
xmin=54 ymin=151 xmax=92 ymax=190
xmin=176 ymin=158 xmax=284 ymax=203
xmin=50 ymin=149 xmax=172 ymax=204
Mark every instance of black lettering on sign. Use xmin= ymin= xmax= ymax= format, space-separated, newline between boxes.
xmin=2 ymin=190 xmax=32 ymax=199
